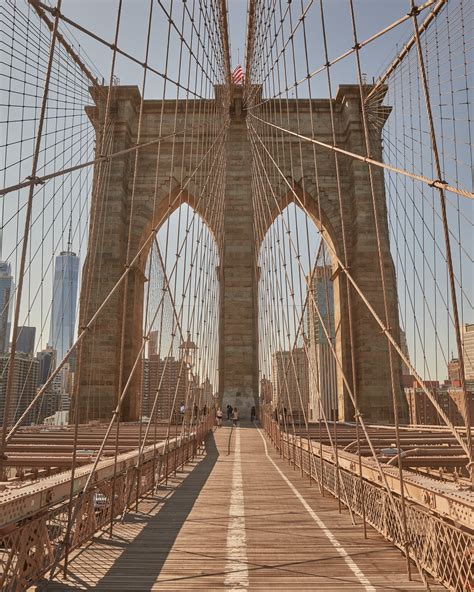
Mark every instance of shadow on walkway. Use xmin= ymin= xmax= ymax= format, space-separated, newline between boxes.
xmin=43 ymin=434 xmax=219 ymax=591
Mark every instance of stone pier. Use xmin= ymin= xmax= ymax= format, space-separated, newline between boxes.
xmin=76 ymin=83 xmax=407 ymax=424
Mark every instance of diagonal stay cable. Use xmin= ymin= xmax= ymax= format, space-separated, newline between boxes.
xmin=4 ymin=125 xmax=228 ymax=445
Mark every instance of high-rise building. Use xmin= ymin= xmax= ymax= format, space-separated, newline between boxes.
xmin=149 ymin=330 xmax=159 ymax=356
xmin=272 ymin=348 xmax=309 ymax=422
xmin=447 ymin=383 xmax=474 ymax=425
xmin=49 ymin=250 xmax=79 ymax=364
xmin=404 ymin=381 xmax=445 ymax=425
xmin=35 ymin=371 xmax=65 ymax=424
xmin=448 ymin=357 xmax=461 ymax=385
xmin=0 ymin=353 xmax=39 ymax=426
xmin=34 ymin=345 xmax=69 ymax=425
xmin=0 ymin=261 xmax=13 ymax=354
xmin=404 ymin=379 xmax=473 ymax=426
xmin=36 ymin=346 xmax=56 ymax=386
xmin=399 ymin=329 xmax=411 ymax=375
xmin=142 ymin=355 xmax=189 ymax=420
xmin=306 ymin=265 xmax=338 ymax=421
xmin=462 ymin=324 xmax=474 ymax=380
xmin=15 ymin=326 xmax=36 ymax=356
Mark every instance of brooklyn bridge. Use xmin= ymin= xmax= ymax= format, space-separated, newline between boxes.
xmin=0 ymin=0 xmax=472 ymax=590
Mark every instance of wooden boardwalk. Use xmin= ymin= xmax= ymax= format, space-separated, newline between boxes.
xmin=41 ymin=425 xmax=443 ymax=591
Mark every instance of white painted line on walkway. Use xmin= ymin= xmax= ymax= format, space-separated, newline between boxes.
xmin=224 ymin=428 xmax=250 ymax=590
xmin=256 ymin=427 xmax=376 ymax=592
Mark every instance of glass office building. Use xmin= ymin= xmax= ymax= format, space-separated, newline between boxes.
xmin=49 ymin=251 xmax=80 ymax=364
xmin=0 ymin=261 xmax=13 ymax=353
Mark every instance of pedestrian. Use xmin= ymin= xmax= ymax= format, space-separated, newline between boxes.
xmin=216 ymin=407 xmax=223 ymax=427
xmin=231 ymin=407 xmax=239 ymax=427
xmin=250 ymin=405 xmax=256 ymax=422
xmin=227 ymin=404 xmax=232 ymax=420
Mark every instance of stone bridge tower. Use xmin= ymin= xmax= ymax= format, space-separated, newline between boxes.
xmin=75 ymin=84 xmax=407 ymax=424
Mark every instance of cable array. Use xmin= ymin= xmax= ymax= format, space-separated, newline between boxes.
xmin=0 ymin=0 xmax=229 ymax=579
xmin=0 ymin=0 xmax=472 ymax=588
xmin=0 ymin=0 xmax=95 ymax=431
xmin=245 ymin=0 xmax=473 ymax=583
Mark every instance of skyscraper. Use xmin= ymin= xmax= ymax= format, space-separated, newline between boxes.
xmin=0 ymin=261 xmax=13 ymax=353
xmin=306 ymin=263 xmax=338 ymax=421
xmin=462 ymin=324 xmax=474 ymax=380
xmin=142 ymin=355 xmax=189 ymax=419
xmin=399 ymin=329 xmax=411 ymax=375
xmin=148 ymin=330 xmax=159 ymax=356
xmin=448 ymin=357 xmax=461 ymax=385
xmin=16 ymin=326 xmax=36 ymax=356
xmin=0 ymin=353 xmax=39 ymax=426
xmin=49 ymin=251 xmax=79 ymax=364
xmin=36 ymin=346 xmax=56 ymax=386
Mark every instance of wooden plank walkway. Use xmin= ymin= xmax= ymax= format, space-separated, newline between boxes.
xmin=40 ymin=424 xmax=443 ymax=591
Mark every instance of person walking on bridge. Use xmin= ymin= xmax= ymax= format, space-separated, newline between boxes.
xmin=231 ymin=407 xmax=239 ymax=427
xmin=216 ymin=407 xmax=223 ymax=427
xmin=226 ymin=404 xmax=233 ymax=421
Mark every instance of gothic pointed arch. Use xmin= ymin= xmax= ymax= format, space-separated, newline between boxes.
xmin=256 ymin=176 xmax=342 ymax=268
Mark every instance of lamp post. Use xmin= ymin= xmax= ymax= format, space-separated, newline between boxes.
xmin=179 ymin=332 xmax=198 ymax=421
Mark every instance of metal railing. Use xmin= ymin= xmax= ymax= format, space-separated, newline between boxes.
xmin=261 ymin=411 xmax=473 ymax=592
xmin=0 ymin=414 xmax=213 ymax=590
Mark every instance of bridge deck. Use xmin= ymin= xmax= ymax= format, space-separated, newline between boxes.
xmin=42 ymin=425 xmax=442 ymax=591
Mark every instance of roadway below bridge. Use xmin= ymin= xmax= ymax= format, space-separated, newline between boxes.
xmin=40 ymin=424 xmax=443 ymax=591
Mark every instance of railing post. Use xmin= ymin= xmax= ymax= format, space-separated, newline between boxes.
xmin=300 ymin=435 xmax=304 ymax=477
xmin=164 ymin=450 xmax=169 ymax=486
xmin=320 ymin=429 xmax=325 ymax=497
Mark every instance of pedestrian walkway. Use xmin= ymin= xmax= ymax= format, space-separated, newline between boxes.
xmin=42 ymin=424 xmax=442 ymax=590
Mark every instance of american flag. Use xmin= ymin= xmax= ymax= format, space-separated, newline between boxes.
xmin=231 ymin=64 xmax=244 ymax=85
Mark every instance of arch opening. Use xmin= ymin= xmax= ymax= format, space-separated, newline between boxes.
xmin=139 ymin=203 xmax=220 ymax=422
xmin=257 ymin=201 xmax=344 ymax=425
